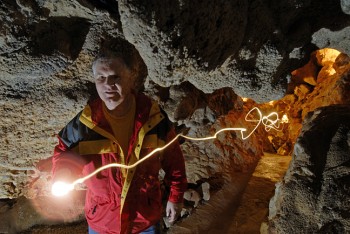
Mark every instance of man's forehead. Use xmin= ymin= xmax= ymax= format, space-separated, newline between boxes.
xmin=96 ymin=57 xmax=125 ymax=66
xmin=95 ymin=58 xmax=128 ymax=70
xmin=93 ymin=58 xmax=133 ymax=77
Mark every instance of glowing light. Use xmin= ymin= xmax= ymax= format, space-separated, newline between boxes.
xmin=52 ymin=107 xmax=286 ymax=196
xmin=51 ymin=181 xmax=74 ymax=197
xmin=261 ymin=112 xmax=284 ymax=131
xmin=268 ymin=100 xmax=274 ymax=105
xmin=281 ymin=114 xmax=289 ymax=123
xmin=242 ymin=97 xmax=248 ymax=102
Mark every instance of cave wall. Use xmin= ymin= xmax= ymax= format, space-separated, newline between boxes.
xmin=267 ymin=50 xmax=350 ymax=233
xmin=265 ymin=48 xmax=350 ymax=156
xmin=269 ymin=105 xmax=350 ymax=233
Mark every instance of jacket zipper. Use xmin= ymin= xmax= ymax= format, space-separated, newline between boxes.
xmin=92 ymin=205 xmax=97 ymax=215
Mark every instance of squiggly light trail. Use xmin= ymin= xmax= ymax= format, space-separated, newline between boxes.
xmin=52 ymin=107 xmax=286 ymax=196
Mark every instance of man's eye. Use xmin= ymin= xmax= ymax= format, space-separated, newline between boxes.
xmin=96 ymin=76 xmax=105 ymax=81
xmin=110 ymin=75 xmax=120 ymax=81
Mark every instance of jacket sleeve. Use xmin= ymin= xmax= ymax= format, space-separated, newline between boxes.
xmin=161 ymin=124 xmax=188 ymax=203
xmin=51 ymin=112 xmax=86 ymax=183
xmin=51 ymin=137 xmax=85 ymax=183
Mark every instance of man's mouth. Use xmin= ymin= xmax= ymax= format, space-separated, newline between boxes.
xmin=106 ymin=91 xmax=118 ymax=94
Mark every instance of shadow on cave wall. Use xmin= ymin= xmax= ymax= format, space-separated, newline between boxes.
xmin=121 ymin=0 xmax=249 ymax=70
xmin=29 ymin=17 xmax=91 ymax=60
xmin=77 ymin=0 xmax=120 ymax=20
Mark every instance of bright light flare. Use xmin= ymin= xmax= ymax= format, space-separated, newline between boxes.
xmin=52 ymin=107 xmax=287 ymax=197
xmin=262 ymin=112 xmax=282 ymax=131
xmin=281 ymin=114 xmax=289 ymax=123
xmin=51 ymin=181 xmax=74 ymax=197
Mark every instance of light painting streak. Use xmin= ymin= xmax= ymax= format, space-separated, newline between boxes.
xmin=52 ymin=107 xmax=287 ymax=196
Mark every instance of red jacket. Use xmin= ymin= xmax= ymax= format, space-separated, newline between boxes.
xmin=52 ymin=93 xmax=187 ymax=233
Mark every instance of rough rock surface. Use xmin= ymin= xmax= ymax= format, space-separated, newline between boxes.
xmin=120 ymin=0 xmax=350 ymax=102
xmin=269 ymin=105 xmax=350 ymax=233
xmin=264 ymin=49 xmax=350 ymax=156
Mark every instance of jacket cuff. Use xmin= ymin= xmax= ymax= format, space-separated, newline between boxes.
xmin=168 ymin=191 xmax=185 ymax=203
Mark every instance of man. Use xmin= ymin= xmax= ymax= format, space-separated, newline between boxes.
xmin=51 ymin=38 xmax=187 ymax=234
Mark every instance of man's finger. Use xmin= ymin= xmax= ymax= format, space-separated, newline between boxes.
xmin=168 ymin=214 xmax=175 ymax=222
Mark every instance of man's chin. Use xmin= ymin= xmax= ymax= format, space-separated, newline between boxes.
xmin=104 ymin=99 xmax=122 ymax=110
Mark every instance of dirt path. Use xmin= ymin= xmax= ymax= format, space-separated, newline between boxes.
xmin=225 ymin=153 xmax=291 ymax=234
xmin=167 ymin=153 xmax=291 ymax=234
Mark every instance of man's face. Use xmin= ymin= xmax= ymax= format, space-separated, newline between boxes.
xmin=93 ymin=58 xmax=135 ymax=110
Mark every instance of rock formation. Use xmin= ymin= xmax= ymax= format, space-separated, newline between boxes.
xmin=269 ymin=105 xmax=350 ymax=233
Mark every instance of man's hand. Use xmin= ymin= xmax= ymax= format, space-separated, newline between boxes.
xmin=166 ymin=201 xmax=183 ymax=223
xmin=52 ymin=168 xmax=72 ymax=183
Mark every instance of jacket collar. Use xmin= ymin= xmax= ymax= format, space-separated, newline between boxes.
xmin=79 ymin=93 xmax=154 ymax=141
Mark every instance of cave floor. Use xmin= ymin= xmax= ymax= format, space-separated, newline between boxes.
xmin=23 ymin=153 xmax=291 ymax=234
xmin=224 ymin=153 xmax=291 ymax=234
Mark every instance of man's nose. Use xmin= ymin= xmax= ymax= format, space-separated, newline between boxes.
xmin=106 ymin=76 xmax=117 ymax=85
